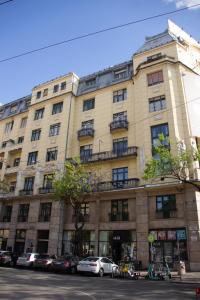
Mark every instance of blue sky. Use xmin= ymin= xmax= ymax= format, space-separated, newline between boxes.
xmin=0 ymin=0 xmax=200 ymax=104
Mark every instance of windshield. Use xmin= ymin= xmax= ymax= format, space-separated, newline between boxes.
xmin=82 ymin=257 xmax=99 ymax=262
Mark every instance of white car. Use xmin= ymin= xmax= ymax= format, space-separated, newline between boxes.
xmin=77 ymin=256 xmax=118 ymax=277
xmin=16 ymin=253 xmax=39 ymax=267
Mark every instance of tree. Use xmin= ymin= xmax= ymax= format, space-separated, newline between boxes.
xmin=143 ymin=135 xmax=200 ymax=191
xmin=53 ymin=158 xmax=100 ymax=257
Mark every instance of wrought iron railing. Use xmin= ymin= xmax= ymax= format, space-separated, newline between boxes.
xmin=19 ymin=190 xmax=33 ymax=196
xmin=110 ymin=120 xmax=128 ymax=131
xmin=109 ymin=212 xmax=129 ymax=221
xmin=78 ymin=128 xmax=94 ymax=139
xmin=38 ymin=187 xmax=55 ymax=194
xmin=96 ymin=178 xmax=139 ymax=192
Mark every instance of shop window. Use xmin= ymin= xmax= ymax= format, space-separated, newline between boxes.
xmin=113 ymin=89 xmax=127 ymax=103
xmin=1 ymin=205 xmax=12 ymax=222
xmin=110 ymin=200 xmax=128 ymax=221
xmin=0 ymin=229 xmax=9 ymax=250
xmin=34 ymin=108 xmax=44 ymax=120
xmin=147 ymin=70 xmax=164 ymax=86
xmin=38 ymin=202 xmax=52 ymax=222
xmin=83 ymin=99 xmax=95 ymax=111
xmin=46 ymin=147 xmax=58 ymax=162
xmin=17 ymin=204 xmax=29 ymax=222
xmin=52 ymin=102 xmax=63 ymax=114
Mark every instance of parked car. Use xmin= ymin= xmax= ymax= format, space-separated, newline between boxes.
xmin=52 ymin=255 xmax=79 ymax=273
xmin=16 ymin=253 xmax=39 ymax=267
xmin=77 ymin=256 xmax=118 ymax=277
xmin=33 ymin=254 xmax=56 ymax=270
xmin=0 ymin=251 xmax=12 ymax=266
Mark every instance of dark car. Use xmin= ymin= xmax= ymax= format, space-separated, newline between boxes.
xmin=33 ymin=254 xmax=56 ymax=271
xmin=52 ymin=255 xmax=79 ymax=273
xmin=0 ymin=251 xmax=12 ymax=266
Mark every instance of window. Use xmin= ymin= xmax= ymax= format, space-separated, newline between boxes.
xmin=112 ymin=167 xmax=128 ymax=181
xmin=5 ymin=121 xmax=14 ymax=133
xmin=31 ymin=129 xmax=41 ymax=141
xmin=38 ymin=203 xmax=52 ymax=222
xmin=81 ymin=120 xmax=94 ymax=129
xmin=113 ymin=89 xmax=127 ymax=103
xmin=18 ymin=136 xmax=24 ymax=144
xmin=43 ymin=88 xmax=48 ymax=97
xmin=113 ymin=137 xmax=128 ymax=154
xmin=151 ymin=123 xmax=169 ymax=148
xmin=111 ymin=199 xmax=128 ymax=221
xmin=113 ymin=111 xmax=127 ymax=121
xmin=20 ymin=117 xmax=27 ymax=128
xmin=147 ymin=70 xmax=164 ymax=86
xmin=85 ymin=78 xmax=96 ymax=87
xmin=36 ymin=91 xmax=42 ymax=99
xmin=43 ymin=174 xmax=54 ymax=189
xmin=149 ymin=95 xmax=166 ymax=112
xmin=46 ymin=147 xmax=58 ymax=162
xmin=2 ymin=141 xmax=7 ymax=148
xmin=81 ymin=203 xmax=90 ymax=216
xmin=49 ymin=123 xmax=60 ymax=136
xmin=61 ymin=82 xmax=66 ymax=90
xmin=10 ymin=105 xmax=17 ymax=114
xmin=53 ymin=84 xmax=59 ymax=93
xmin=52 ymin=102 xmax=63 ymax=115
xmin=34 ymin=108 xmax=44 ymax=120
xmin=13 ymin=157 xmax=20 ymax=167
xmin=114 ymin=69 xmax=127 ymax=80
xmin=156 ymin=195 xmax=176 ymax=218
xmin=24 ymin=177 xmax=34 ymax=191
xmin=80 ymin=145 xmax=92 ymax=159
xmin=9 ymin=181 xmax=16 ymax=192
xmin=83 ymin=99 xmax=95 ymax=111
xmin=1 ymin=205 xmax=12 ymax=222
xmin=27 ymin=151 xmax=38 ymax=165
xmin=17 ymin=204 xmax=29 ymax=222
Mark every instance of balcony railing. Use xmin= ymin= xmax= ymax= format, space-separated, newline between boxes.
xmin=155 ymin=209 xmax=177 ymax=219
xmin=95 ymin=178 xmax=139 ymax=192
xmin=1 ymin=216 xmax=11 ymax=222
xmin=81 ymin=146 xmax=137 ymax=163
xmin=72 ymin=214 xmax=90 ymax=223
xmin=38 ymin=187 xmax=55 ymax=194
xmin=17 ymin=215 xmax=28 ymax=222
xmin=38 ymin=215 xmax=51 ymax=222
xmin=19 ymin=190 xmax=33 ymax=196
xmin=110 ymin=120 xmax=128 ymax=132
xmin=109 ymin=212 xmax=129 ymax=222
xmin=78 ymin=128 xmax=94 ymax=139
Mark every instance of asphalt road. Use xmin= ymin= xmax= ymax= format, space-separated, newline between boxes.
xmin=0 ymin=267 xmax=197 ymax=300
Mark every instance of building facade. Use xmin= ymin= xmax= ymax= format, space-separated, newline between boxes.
xmin=0 ymin=20 xmax=200 ymax=270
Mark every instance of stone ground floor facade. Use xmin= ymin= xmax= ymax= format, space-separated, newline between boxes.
xmin=0 ymin=182 xmax=200 ymax=271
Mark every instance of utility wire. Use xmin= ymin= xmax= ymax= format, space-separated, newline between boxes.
xmin=0 ymin=0 xmax=14 ymax=6
xmin=1 ymin=3 xmax=200 ymax=64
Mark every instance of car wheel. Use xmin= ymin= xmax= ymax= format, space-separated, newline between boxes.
xmin=99 ymin=268 xmax=104 ymax=277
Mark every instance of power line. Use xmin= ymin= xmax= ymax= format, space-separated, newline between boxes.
xmin=0 ymin=0 xmax=14 ymax=6
xmin=1 ymin=3 xmax=200 ymax=64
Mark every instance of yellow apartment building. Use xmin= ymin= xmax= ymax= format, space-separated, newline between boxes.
xmin=0 ymin=20 xmax=200 ymax=270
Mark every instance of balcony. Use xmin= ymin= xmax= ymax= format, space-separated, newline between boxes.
xmin=78 ymin=128 xmax=94 ymax=140
xmin=5 ymin=166 xmax=19 ymax=175
xmin=110 ymin=120 xmax=128 ymax=132
xmin=109 ymin=212 xmax=129 ymax=222
xmin=81 ymin=146 xmax=137 ymax=163
xmin=155 ymin=209 xmax=177 ymax=219
xmin=38 ymin=187 xmax=55 ymax=194
xmin=19 ymin=190 xmax=33 ymax=196
xmin=96 ymin=178 xmax=139 ymax=192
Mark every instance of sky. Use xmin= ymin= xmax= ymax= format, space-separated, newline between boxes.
xmin=0 ymin=0 xmax=200 ymax=105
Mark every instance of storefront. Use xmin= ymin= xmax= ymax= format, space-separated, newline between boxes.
xmin=99 ymin=230 xmax=137 ymax=263
xmin=62 ymin=230 xmax=95 ymax=256
xmin=0 ymin=229 xmax=9 ymax=250
xmin=149 ymin=228 xmax=187 ymax=267
xmin=37 ymin=230 xmax=49 ymax=253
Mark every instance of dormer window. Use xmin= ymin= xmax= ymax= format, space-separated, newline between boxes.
xmin=114 ymin=69 xmax=127 ymax=80
xmin=36 ymin=91 xmax=41 ymax=99
xmin=10 ymin=105 xmax=17 ymax=114
xmin=85 ymin=78 xmax=96 ymax=88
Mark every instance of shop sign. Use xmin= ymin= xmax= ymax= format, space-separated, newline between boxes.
xmin=176 ymin=229 xmax=186 ymax=240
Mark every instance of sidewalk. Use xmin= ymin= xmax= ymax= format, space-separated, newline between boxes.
xmin=171 ymin=272 xmax=200 ymax=284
